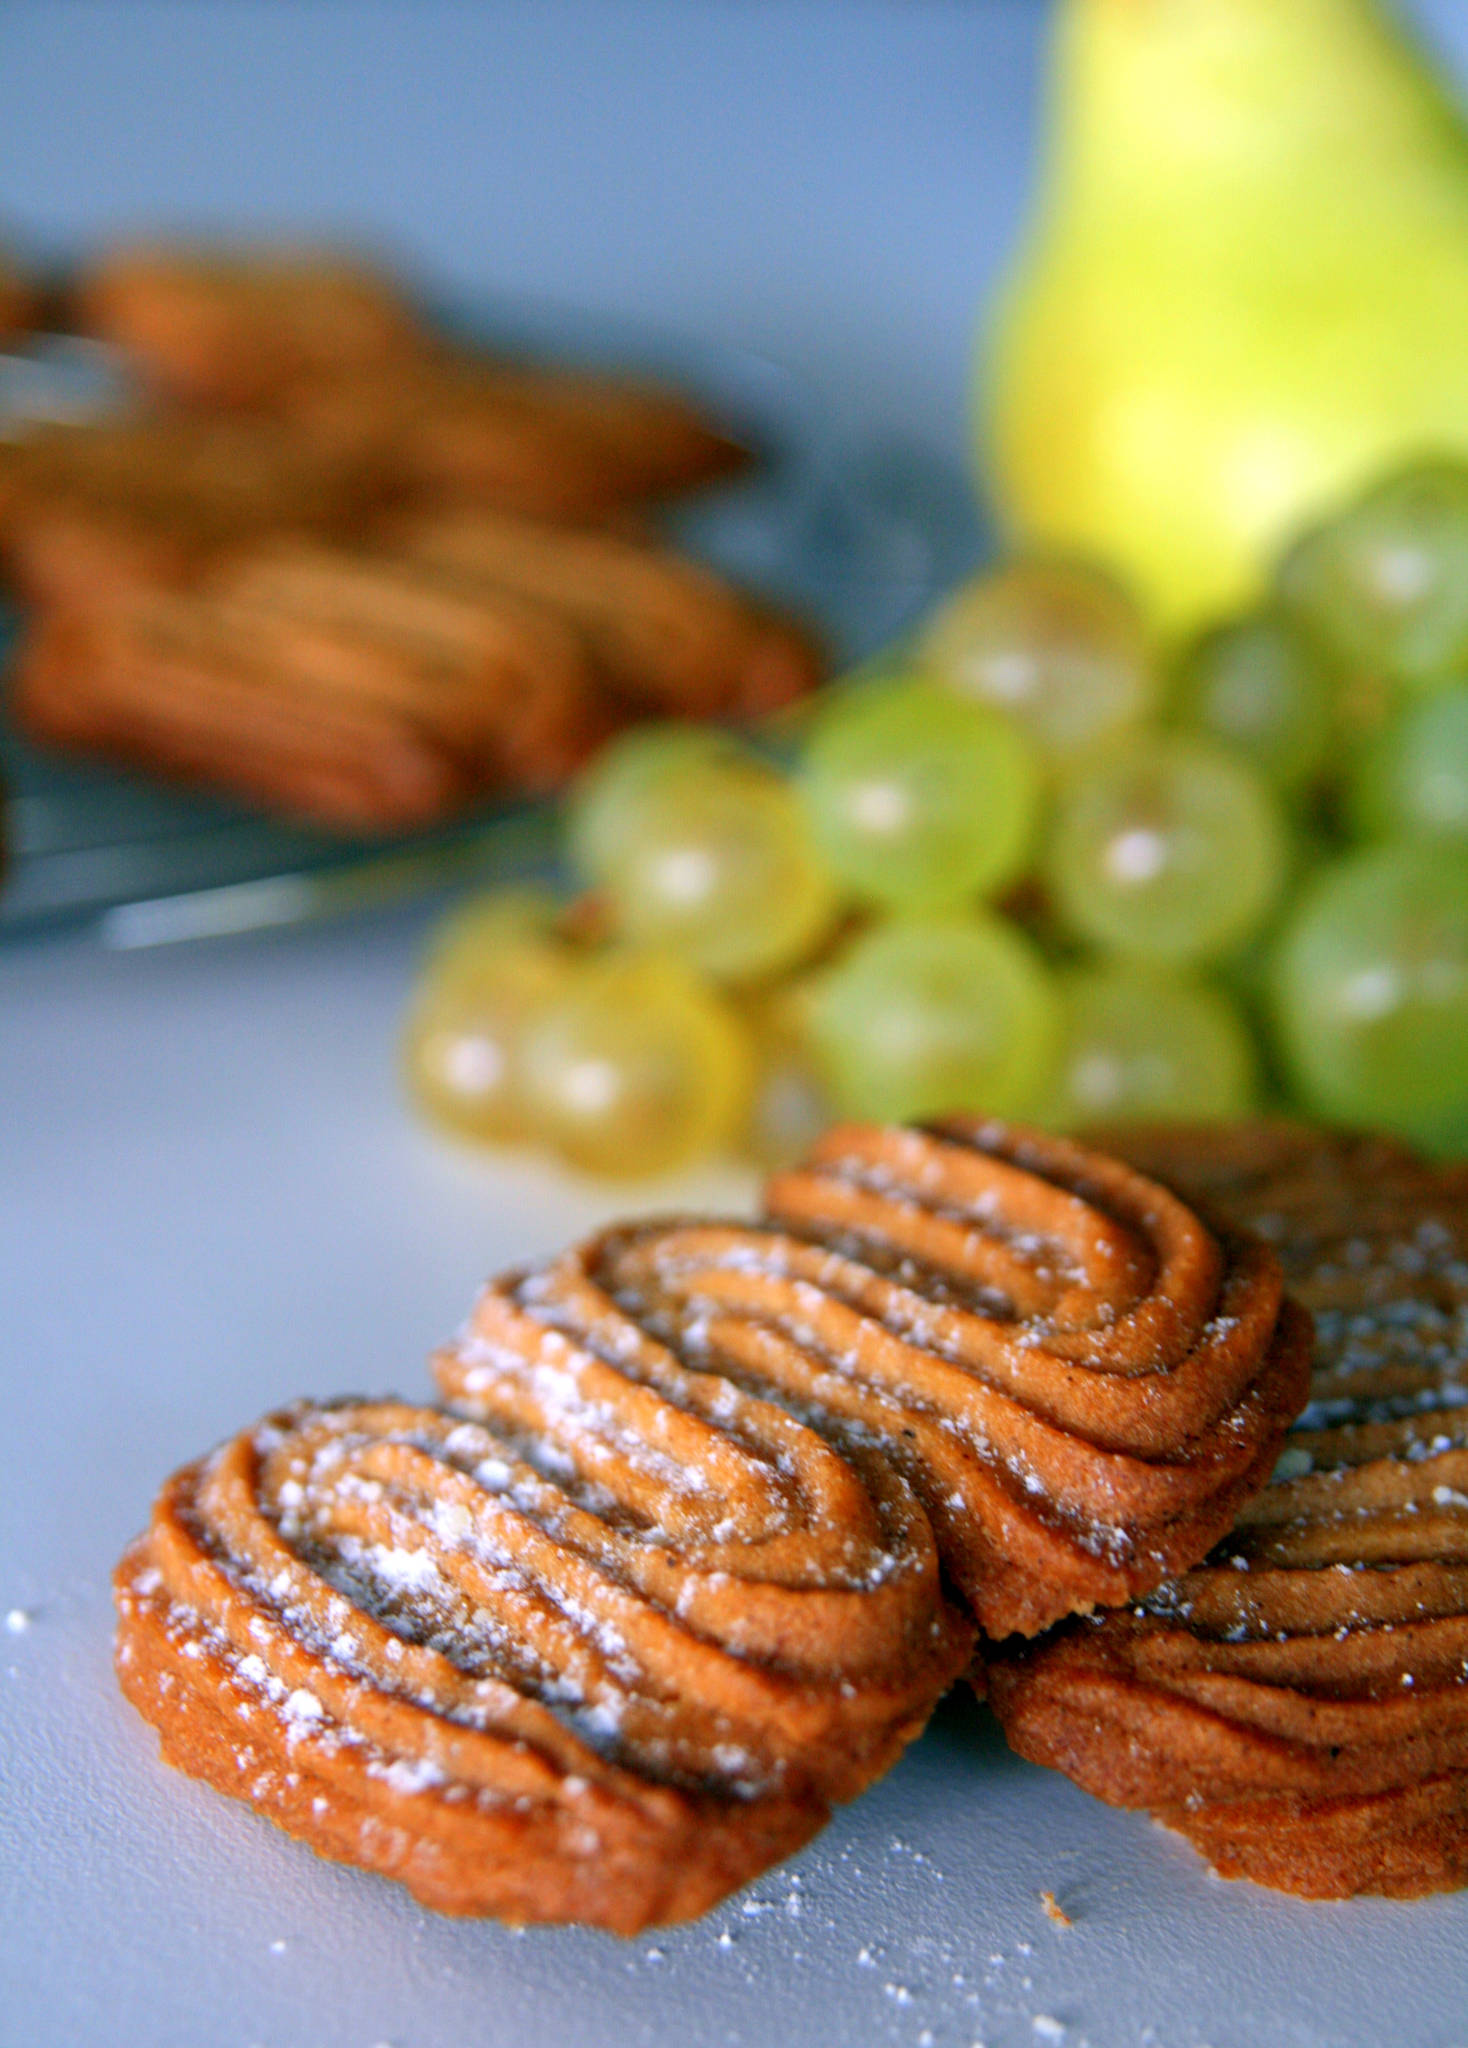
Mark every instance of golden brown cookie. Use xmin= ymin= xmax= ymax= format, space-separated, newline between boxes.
xmin=14 ymin=603 xmax=463 ymax=829
xmin=0 ymin=412 xmax=384 ymax=610
xmin=432 ymin=360 xmax=748 ymax=503
xmin=117 ymin=1373 xmax=967 ymax=1928
xmin=435 ymin=1246 xmax=973 ymax=1775
xmin=289 ymin=353 xmax=748 ymax=522
xmin=589 ymin=1119 xmax=1311 ymax=1641
xmin=11 ymin=538 xmax=600 ymax=831
xmin=74 ymin=243 xmax=425 ymax=407
xmin=210 ymin=536 xmax=607 ymax=790
xmin=394 ymin=505 xmax=823 ymax=716
xmin=987 ymin=1124 xmax=1468 ymax=1898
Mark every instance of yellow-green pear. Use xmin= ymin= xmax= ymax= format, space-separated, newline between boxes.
xmin=983 ymin=0 xmax=1468 ymax=632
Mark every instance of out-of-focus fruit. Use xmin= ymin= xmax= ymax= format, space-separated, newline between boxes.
xmin=406 ymin=413 xmax=1468 ymax=1177
xmin=517 ymin=950 xmax=751 ymax=1177
xmin=806 ymin=914 xmax=1058 ymax=1124
xmin=798 ymin=676 xmax=1040 ymax=910
xmin=402 ymin=889 xmax=574 ymax=1144
xmin=983 ymin=0 xmax=1468 ymax=631
xmin=1270 ymin=840 xmax=1468 ymax=1148
xmin=1045 ymin=733 xmax=1287 ymax=964
xmin=1279 ymin=464 xmax=1468 ymax=697
xmin=1350 ymin=683 xmax=1468 ymax=844
xmin=921 ymin=558 xmax=1155 ymax=758
xmin=1169 ymin=608 xmax=1333 ymax=790
xmin=567 ymin=722 xmax=743 ymax=883
xmin=587 ymin=753 xmax=839 ymax=981
xmin=1046 ymin=962 xmax=1256 ymax=1127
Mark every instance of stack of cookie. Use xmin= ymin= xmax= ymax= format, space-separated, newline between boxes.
xmin=118 ymin=1117 xmax=1339 ymax=1929
xmin=989 ymin=1125 xmax=1468 ymax=1899
xmin=1 ymin=244 xmax=821 ymax=829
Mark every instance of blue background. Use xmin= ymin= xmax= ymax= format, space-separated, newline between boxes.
xmin=3 ymin=0 xmax=1461 ymax=467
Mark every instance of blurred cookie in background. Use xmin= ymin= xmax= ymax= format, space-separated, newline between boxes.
xmin=72 ymin=243 xmax=748 ymax=515
xmin=71 ymin=242 xmax=427 ymax=409
xmin=10 ymin=540 xmax=604 ymax=832
xmin=392 ymin=505 xmax=821 ymax=716
xmin=6 ymin=507 xmax=822 ymax=831
xmin=287 ymin=354 xmax=750 ymax=523
xmin=0 ymin=410 xmax=389 ymax=610
xmin=0 ymin=236 xmax=822 ymax=840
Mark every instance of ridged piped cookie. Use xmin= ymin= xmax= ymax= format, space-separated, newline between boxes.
xmin=987 ymin=1124 xmax=1468 ymax=1898
xmin=118 ymin=1261 xmax=969 ymax=1930
xmin=596 ymin=1120 xmax=1311 ymax=1640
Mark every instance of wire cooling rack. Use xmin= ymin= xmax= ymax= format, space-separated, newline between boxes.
xmin=0 ymin=304 xmax=986 ymax=946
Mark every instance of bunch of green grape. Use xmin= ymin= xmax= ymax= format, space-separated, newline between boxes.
xmin=404 ymin=458 xmax=1468 ymax=1176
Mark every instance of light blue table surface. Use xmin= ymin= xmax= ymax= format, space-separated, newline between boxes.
xmin=5 ymin=8 xmax=1468 ymax=2047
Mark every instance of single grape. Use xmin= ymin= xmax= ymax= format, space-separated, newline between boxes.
xmin=591 ymin=754 xmax=840 ymax=980
xmin=1044 ymin=963 xmax=1257 ymax=1129
xmin=1045 ymin=733 xmax=1287 ymax=964
xmin=806 ymin=914 xmax=1058 ymax=1123
xmin=403 ymin=889 xmax=574 ymax=1144
xmin=1269 ymin=840 xmax=1468 ymax=1146
xmin=1349 ymin=684 xmax=1468 ymax=845
xmin=920 ymin=558 xmax=1157 ymax=758
xmin=517 ymin=950 xmax=752 ymax=1177
xmin=1277 ymin=461 xmax=1468 ymax=694
xmin=567 ymin=721 xmax=745 ymax=883
xmin=798 ymin=675 xmax=1040 ymax=910
xmin=1169 ymin=608 xmax=1333 ymax=790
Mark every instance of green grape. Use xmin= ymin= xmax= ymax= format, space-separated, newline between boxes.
xmin=1046 ymin=733 xmax=1287 ymax=964
xmin=807 ymin=914 xmax=1058 ymax=1123
xmin=518 ymin=950 xmax=751 ymax=1177
xmin=403 ymin=888 xmax=574 ymax=1144
xmin=1269 ymin=841 xmax=1468 ymax=1146
xmin=1169 ymin=608 xmax=1333 ymax=790
xmin=592 ymin=755 xmax=840 ymax=980
xmin=1277 ymin=461 xmax=1468 ymax=694
xmin=1044 ymin=963 xmax=1256 ymax=1129
xmin=920 ymin=558 xmax=1157 ymax=758
xmin=1350 ymin=684 xmax=1468 ymax=845
xmin=797 ymin=676 xmax=1040 ymax=910
xmin=567 ymin=721 xmax=744 ymax=883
